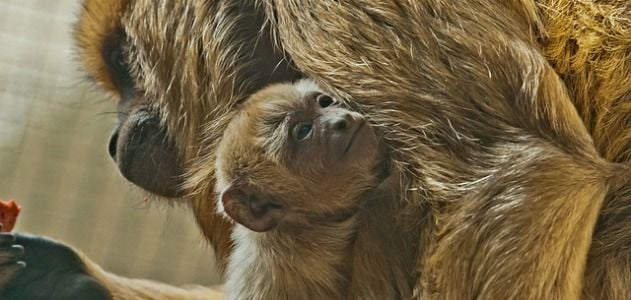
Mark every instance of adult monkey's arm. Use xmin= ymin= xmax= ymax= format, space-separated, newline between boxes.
xmin=0 ymin=234 xmax=224 ymax=299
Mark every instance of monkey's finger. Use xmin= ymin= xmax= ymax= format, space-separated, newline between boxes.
xmin=0 ymin=245 xmax=23 ymax=265
xmin=0 ymin=261 xmax=25 ymax=288
xmin=0 ymin=232 xmax=15 ymax=247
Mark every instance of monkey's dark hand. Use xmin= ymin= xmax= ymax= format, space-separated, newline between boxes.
xmin=0 ymin=230 xmax=25 ymax=288
xmin=0 ymin=233 xmax=111 ymax=300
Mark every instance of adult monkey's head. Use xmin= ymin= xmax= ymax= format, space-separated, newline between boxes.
xmin=74 ymin=0 xmax=299 ymax=262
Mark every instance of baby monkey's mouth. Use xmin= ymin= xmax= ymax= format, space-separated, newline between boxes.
xmin=343 ymin=120 xmax=366 ymax=155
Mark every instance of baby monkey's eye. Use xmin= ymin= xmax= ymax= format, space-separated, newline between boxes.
xmin=293 ymin=122 xmax=313 ymax=141
xmin=317 ymin=94 xmax=335 ymax=108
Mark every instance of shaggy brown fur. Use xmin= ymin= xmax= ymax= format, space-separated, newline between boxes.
xmin=215 ymin=80 xmax=413 ymax=299
xmin=259 ymin=2 xmax=630 ymax=298
xmin=1 ymin=0 xmax=630 ymax=299
xmin=536 ymin=4 xmax=631 ymax=298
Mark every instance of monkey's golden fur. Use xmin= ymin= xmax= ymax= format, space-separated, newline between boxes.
xmin=2 ymin=0 xmax=630 ymax=299
xmin=259 ymin=2 xmax=630 ymax=299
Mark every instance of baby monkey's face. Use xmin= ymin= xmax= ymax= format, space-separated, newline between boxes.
xmin=215 ymin=80 xmax=382 ymax=232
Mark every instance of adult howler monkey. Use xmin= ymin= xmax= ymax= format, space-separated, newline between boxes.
xmin=1 ymin=0 xmax=631 ymax=299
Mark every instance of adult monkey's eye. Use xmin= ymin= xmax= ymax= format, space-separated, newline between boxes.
xmin=102 ymin=31 xmax=134 ymax=96
xmin=293 ymin=122 xmax=313 ymax=141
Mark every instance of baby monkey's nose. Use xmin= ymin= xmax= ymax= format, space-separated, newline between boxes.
xmin=325 ymin=110 xmax=363 ymax=134
xmin=314 ymin=91 xmax=360 ymax=132
xmin=323 ymin=110 xmax=366 ymax=158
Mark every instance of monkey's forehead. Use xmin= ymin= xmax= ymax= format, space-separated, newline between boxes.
xmin=244 ymin=85 xmax=304 ymax=112
xmin=217 ymin=149 xmax=300 ymax=193
xmin=233 ymin=89 xmax=305 ymax=138
xmin=218 ymin=119 xmax=281 ymax=171
xmin=243 ymin=78 xmax=328 ymax=112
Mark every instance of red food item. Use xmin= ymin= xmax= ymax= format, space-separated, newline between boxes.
xmin=0 ymin=199 xmax=21 ymax=232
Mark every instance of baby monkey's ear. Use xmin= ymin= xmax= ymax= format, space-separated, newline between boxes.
xmin=220 ymin=184 xmax=284 ymax=232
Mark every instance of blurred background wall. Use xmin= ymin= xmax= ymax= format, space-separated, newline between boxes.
xmin=0 ymin=0 xmax=221 ymax=285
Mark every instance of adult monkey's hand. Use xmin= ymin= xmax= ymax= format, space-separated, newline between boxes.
xmin=0 ymin=233 xmax=225 ymax=300
xmin=0 ymin=228 xmax=25 ymax=288
xmin=0 ymin=233 xmax=110 ymax=300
